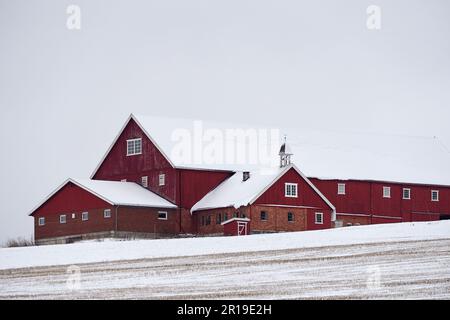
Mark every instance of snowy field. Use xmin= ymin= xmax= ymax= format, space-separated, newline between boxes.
xmin=0 ymin=221 xmax=450 ymax=299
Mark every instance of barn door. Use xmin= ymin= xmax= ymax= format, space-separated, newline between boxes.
xmin=237 ymin=222 xmax=247 ymax=236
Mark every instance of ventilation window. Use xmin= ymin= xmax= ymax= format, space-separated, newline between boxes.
xmin=338 ymin=183 xmax=346 ymax=195
xmin=141 ymin=176 xmax=148 ymax=188
xmin=403 ymin=188 xmax=411 ymax=200
xmin=159 ymin=174 xmax=165 ymax=186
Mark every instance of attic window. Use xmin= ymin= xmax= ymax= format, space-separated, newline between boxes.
xmin=127 ymin=138 xmax=142 ymax=156
xmin=285 ymin=183 xmax=298 ymax=198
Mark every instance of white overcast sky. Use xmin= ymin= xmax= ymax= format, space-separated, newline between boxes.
xmin=0 ymin=0 xmax=449 ymax=244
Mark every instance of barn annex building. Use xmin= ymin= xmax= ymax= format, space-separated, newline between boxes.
xmin=29 ymin=114 xmax=450 ymax=244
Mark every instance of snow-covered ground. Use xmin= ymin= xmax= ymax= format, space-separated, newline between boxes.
xmin=0 ymin=221 xmax=450 ymax=299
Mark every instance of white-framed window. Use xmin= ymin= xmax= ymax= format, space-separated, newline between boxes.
xmin=38 ymin=217 xmax=45 ymax=226
xmin=60 ymin=214 xmax=66 ymax=224
xmin=71 ymin=213 xmax=76 ymax=219
xmin=104 ymin=209 xmax=111 ymax=218
xmin=82 ymin=212 xmax=89 ymax=221
xmin=315 ymin=212 xmax=323 ymax=224
xmin=431 ymin=190 xmax=439 ymax=202
xmin=158 ymin=211 xmax=168 ymax=220
xmin=285 ymin=183 xmax=298 ymax=198
xmin=337 ymin=183 xmax=346 ymax=195
xmin=141 ymin=176 xmax=148 ymax=188
xmin=126 ymin=138 xmax=142 ymax=156
xmin=383 ymin=186 xmax=391 ymax=198
xmin=159 ymin=173 xmax=165 ymax=186
xmin=403 ymin=188 xmax=411 ymax=200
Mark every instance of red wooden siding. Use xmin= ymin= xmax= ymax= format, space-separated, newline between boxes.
xmin=253 ymin=168 xmax=333 ymax=230
xmin=310 ymin=178 xmax=450 ymax=223
xmin=179 ymin=169 xmax=233 ymax=209
xmin=32 ymin=182 xmax=111 ymax=216
xmin=93 ymin=118 xmax=178 ymax=203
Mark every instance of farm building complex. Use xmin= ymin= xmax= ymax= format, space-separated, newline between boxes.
xmin=29 ymin=114 xmax=450 ymax=244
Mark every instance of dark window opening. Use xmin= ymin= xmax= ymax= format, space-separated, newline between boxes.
xmin=288 ymin=212 xmax=294 ymax=222
xmin=260 ymin=211 xmax=267 ymax=221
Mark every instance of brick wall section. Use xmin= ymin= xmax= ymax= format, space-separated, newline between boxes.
xmin=251 ymin=205 xmax=307 ymax=233
xmin=195 ymin=207 xmax=246 ymax=235
xmin=117 ymin=207 xmax=179 ymax=235
xmin=35 ymin=207 xmax=115 ymax=240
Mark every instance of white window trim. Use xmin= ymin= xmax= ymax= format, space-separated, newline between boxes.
xmin=126 ymin=138 xmax=142 ymax=156
xmin=158 ymin=211 xmax=168 ymax=220
xmin=383 ymin=186 xmax=391 ymax=198
xmin=285 ymin=183 xmax=298 ymax=198
xmin=159 ymin=173 xmax=166 ymax=186
xmin=431 ymin=190 xmax=439 ymax=202
xmin=82 ymin=211 xmax=89 ymax=221
xmin=104 ymin=209 xmax=111 ymax=218
xmin=141 ymin=176 xmax=148 ymax=188
xmin=337 ymin=183 xmax=346 ymax=195
xmin=60 ymin=214 xmax=66 ymax=224
xmin=403 ymin=188 xmax=411 ymax=200
xmin=38 ymin=217 xmax=45 ymax=226
xmin=315 ymin=212 xmax=323 ymax=225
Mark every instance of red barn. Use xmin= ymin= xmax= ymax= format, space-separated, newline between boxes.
xmin=29 ymin=114 xmax=450 ymax=244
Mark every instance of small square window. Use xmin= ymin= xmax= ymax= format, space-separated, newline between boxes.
xmin=159 ymin=174 xmax=165 ymax=186
xmin=403 ymin=188 xmax=411 ymax=200
xmin=338 ymin=183 xmax=346 ymax=195
xmin=285 ymin=183 xmax=298 ymax=198
xmin=383 ymin=186 xmax=391 ymax=198
xmin=158 ymin=211 xmax=168 ymax=220
xmin=287 ymin=212 xmax=294 ymax=222
xmin=82 ymin=212 xmax=89 ymax=221
xmin=126 ymin=138 xmax=142 ymax=156
xmin=141 ymin=176 xmax=148 ymax=188
xmin=104 ymin=209 xmax=111 ymax=218
xmin=60 ymin=215 xmax=66 ymax=224
xmin=260 ymin=211 xmax=267 ymax=221
xmin=315 ymin=212 xmax=323 ymax=224
xmin=38 ymin=217 xmax=45 ymax=226
xmin=431 ymin=190 xmax=439 ymax=202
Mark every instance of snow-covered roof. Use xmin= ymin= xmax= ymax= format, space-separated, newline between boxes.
xmin=30 ymin=178 xmax=177 ymax=215
xmin=125 ymin=114 xmax=450 ymax=186
xmin=191 ymin=164 xmax=335 ymax=216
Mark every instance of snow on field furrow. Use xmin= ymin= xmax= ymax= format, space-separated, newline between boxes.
xmin=1 ymin=239 xmax=450 ymax=299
